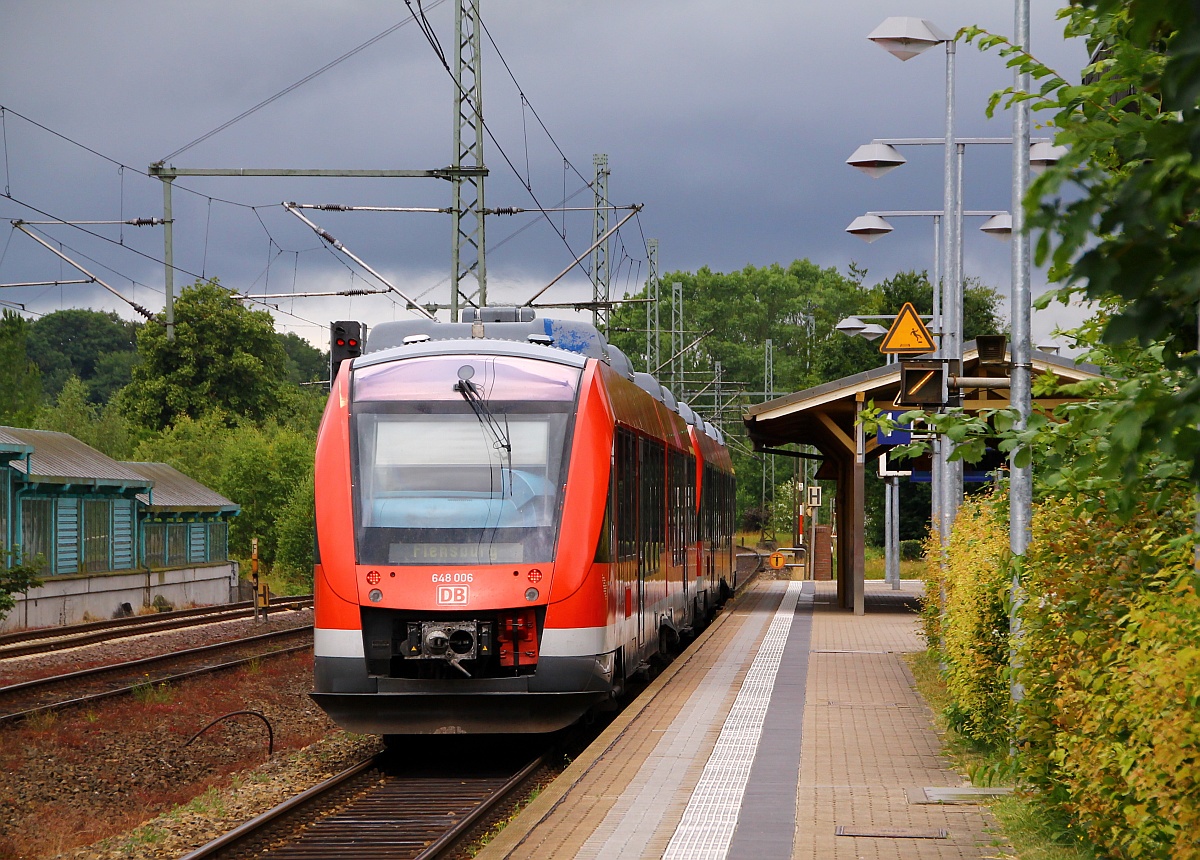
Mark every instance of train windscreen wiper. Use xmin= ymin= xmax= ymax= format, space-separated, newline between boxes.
xmin=455 ymin=365 xmax=512 ymax=456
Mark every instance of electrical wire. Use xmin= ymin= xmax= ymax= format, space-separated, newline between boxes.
xmin=403 ymin=8 xmax=606 ymax=287
xmin=6 ymin=195 xmax=325 ymax=329
xmin=157 ymin=4 xmax=447 ymax=164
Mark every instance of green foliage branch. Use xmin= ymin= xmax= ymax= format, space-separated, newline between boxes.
xmin=0 ymin=546 xmax=44 ymax=621
xmin=963 ymin=3 xmax=1200 ymax=485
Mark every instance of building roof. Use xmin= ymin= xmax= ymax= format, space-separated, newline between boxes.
xmin=125 ymin=462 xmax=239 ymax=513
xmin=0 ymin=428 xmax=34 ymax=457
xmin=2 ymin=427 xmax=152 ymax=490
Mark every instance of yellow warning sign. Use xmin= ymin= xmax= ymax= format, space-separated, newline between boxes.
xmin=768 ymin=551 xmax=787 ymax=570
xmin=880 ymin=302 xmax=936 ymax=354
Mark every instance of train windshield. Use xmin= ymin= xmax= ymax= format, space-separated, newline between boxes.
xmin=351 ymin=354 xmax=581 ymax=566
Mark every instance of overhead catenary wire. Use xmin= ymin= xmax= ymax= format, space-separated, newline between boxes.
xmin=402 ymin=1 xmax=644 ymax=288
xmin=0 ymin=112 xmax=341 ymax=331
xmin=2 ymin=7 xmax=658 ymax=325
xmin=156 ymin=3 xmax=448 ymax=164
xmin=3 ymin=194 xmax=327 ymax=330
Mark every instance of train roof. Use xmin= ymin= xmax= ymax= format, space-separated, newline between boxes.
xmin=360 ymin=308 xmax=722 ymax=442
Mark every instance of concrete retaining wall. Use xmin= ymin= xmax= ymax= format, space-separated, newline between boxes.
xmin=0 ymin=563 xmax=240 ymax=632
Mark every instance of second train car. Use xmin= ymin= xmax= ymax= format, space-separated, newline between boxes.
xmin=311 ymin=308 xmax=737 ymax=735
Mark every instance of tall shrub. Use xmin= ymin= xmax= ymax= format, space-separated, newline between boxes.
xmin=1019 ymin=489 xmax=1199 ymax=858
xmin=923 ymin=491 xmax=1011 ymax=746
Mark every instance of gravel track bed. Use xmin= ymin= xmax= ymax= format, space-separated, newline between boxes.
xmin=0 ymin=609 xmax=313 ymax=688
xmin=0 ymin=608 xmax=364 ymax=860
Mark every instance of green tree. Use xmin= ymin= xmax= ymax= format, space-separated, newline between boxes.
xmin=606 ymin=263 xmax=1003 ymax=532
xmin=278 ymin=331 xmax=329 ymax=384
xmin=121 ymin=279 xmax=294 ymax=430
xmin=34 ymin=376 xmax=141 ymax=459
xmin=0 ymin=310 xmax=43 ymax=426
xmin=0 ymin=547 xmax=43 ymax=622
xmin=274 ymin=469 xmax=316 ymax=589
xmin=135 ymin=415 xmax=313 ymax=563
xmin=28 ymin=309 xmax=140 ymax=403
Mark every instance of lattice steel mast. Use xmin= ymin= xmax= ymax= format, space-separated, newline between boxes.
xmin=451 ymin=0 xmax=487 ymax=320
xmin=590 ymin=153 xmax=611 ymax=329
xmin=646 ymin=237 xmax=659 ymax=373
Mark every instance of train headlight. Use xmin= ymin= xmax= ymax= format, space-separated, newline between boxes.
xmin=366 ymin=570 xmax=381 ymax=585
xmin=525 ymin=587 xmax=539 ymax=601
xmin=528 ymin=568 xmax=543 ymax=583
xmin=368 ymin=588 xmax=383 ymax=603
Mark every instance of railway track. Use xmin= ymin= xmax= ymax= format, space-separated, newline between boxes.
xmin=0 ymin=625 xmax=313 ymax=724
xmin=181 ymin=747 xmax=548 ymax=860
xmin=0 ymin=595 xmax=312 ymax=659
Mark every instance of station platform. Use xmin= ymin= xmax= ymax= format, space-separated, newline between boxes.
xmin=477 ymin=578 xmax=1005 ymax=860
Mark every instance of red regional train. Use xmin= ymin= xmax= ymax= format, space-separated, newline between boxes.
xmin=311 ymin=308 xmax=737 ymax=735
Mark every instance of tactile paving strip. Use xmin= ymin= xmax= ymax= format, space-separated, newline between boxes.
xmin=661 ymin=580 xmax=803 ymax=860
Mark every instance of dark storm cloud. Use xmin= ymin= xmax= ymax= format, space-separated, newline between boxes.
xmin=0 ymin=1 xmax=1086 ymax=345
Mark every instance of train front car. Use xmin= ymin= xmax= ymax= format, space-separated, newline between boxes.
xmin=311 ymin=321 xmax=617 ymax=735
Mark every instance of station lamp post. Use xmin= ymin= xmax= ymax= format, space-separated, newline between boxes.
xmin=866 ymin=6 xmax=1058 ymax=729
xmin=852 ymin=17 xmax=1061 ymax=547
xmin=843 ymin=208 xmax=1010 ymax=559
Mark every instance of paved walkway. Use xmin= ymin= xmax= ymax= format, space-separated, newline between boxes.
xmin=477 ymin=578 xmax=1006 ymax=860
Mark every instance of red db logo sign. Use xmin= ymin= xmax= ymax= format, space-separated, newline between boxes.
xmin=437 ymin=585 xmax=470 ymax=606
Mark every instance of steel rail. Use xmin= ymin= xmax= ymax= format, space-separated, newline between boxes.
xmin=0 ymin=595 xmax=312 ymax=657
xmin=0 ymin=627 xmax=312 ymax=724
xmin=180 ymin=753 xmax=546 ymax=860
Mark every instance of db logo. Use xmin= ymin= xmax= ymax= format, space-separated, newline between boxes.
xmin=436 ymin=585 xmax=470 ymax=606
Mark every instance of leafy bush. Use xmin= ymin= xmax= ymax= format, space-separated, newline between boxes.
xmin=923 ymin=491 xmax=1011 ymax=747
xmin=1018 ymin=489 xmax=1200 ymax=858
xmin=0 ymin=546 xmax=44 ymax=622
xmin=273 ymin=470 xmax=315 ymax=591
xmin=899 ymin=539 xmax=923 ymax=561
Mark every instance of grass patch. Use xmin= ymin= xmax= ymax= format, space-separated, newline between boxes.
xmin=990 ymin=796 xmax=1098 ymax=860
xmin=181 ymin=786 xmax=227 ymax=817
xmin=25 ymin=709 xmax=58 ymax=731
xmin=132 ymin=676 xmax=174 ymax=705
xmin=905 ymin=649 xmax=1095 ymax=860
xmin=468 ymin=784 xmax=546 ymax=856
xmin=120 ymin=824 xmax=168 ymax=851
xmin=863 ymin=547 xmax=924 ymax=580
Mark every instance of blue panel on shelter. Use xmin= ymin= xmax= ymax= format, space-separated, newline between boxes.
xmin=56 ymin=498 xmax=79 ymax=574
xmin=876 ymin=411 xmax=913 ymax=446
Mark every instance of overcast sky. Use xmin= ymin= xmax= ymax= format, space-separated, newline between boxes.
xmin=0 ymin=1 xmax=1089 ymax=358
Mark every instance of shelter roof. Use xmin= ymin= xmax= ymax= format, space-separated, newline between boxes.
xmin=743 ymin=343 xmax=1101 ymax=457
xmin=2 ymin=427 xmax=152 ymax=490
xmin=0 ymin=428 xmax=34 ymax=457
xmin=125 ymin=462 xmax=239 ymax=513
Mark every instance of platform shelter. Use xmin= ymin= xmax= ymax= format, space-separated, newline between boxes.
xmin=742 ymin=342 xmax=1099 ymax=614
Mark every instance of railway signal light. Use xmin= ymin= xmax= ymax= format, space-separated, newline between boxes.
xmin=897 ymin=359 xmax=947 ymax=407
xmin=330 ymin=321 xmax=363 ymax=373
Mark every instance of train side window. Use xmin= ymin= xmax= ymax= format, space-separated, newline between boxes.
xmin=615 ymin=429 xmax=637 ymax=561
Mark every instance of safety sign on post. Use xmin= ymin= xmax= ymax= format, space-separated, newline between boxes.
xmin=879 ymin=302 xmax=936 ymax=354
xmin=806 ymin=486 xmax=822 ymax=509
xmin=768 ymin=551 xmax=787 ymax=571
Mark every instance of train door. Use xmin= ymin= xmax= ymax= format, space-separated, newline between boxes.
xmin=615 ymin=430 xmax=642 ymax=654
xmin=637 ymin=435 xmax=651 ymax=652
